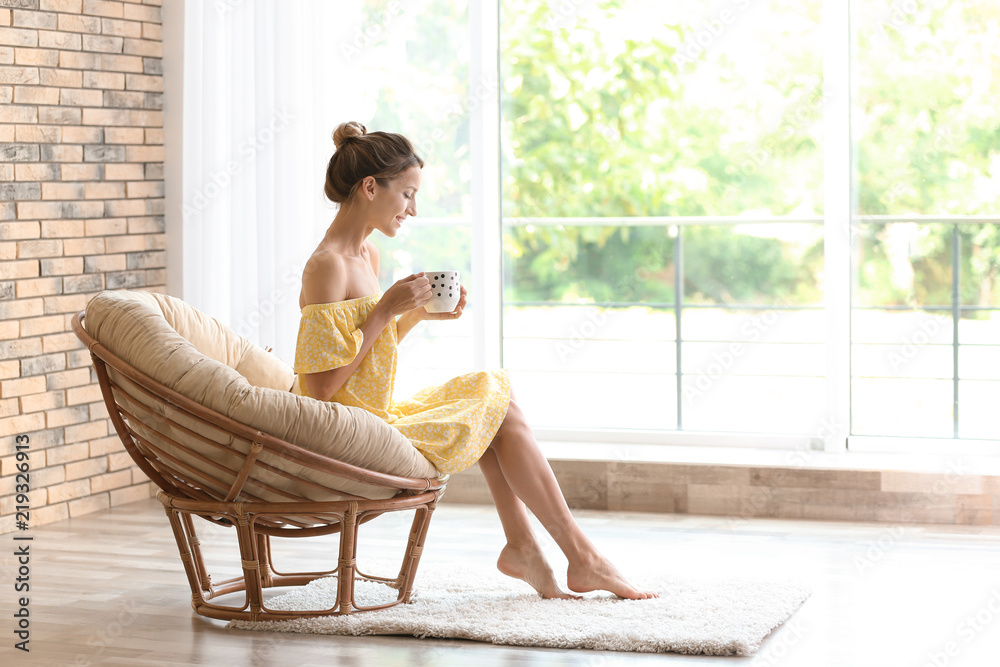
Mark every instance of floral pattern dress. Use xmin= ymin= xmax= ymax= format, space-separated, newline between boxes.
xmin=292 ymin=293 xmax=511 ymax=474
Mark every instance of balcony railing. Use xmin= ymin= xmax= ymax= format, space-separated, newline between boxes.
xmin=497 ymin=215 xmax=1000 ymax=439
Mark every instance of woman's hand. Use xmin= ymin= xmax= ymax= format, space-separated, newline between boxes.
xmin=396 ymin=284 xmax=467 ymax=343
xmin=421 ymin=284 xmax=467 ymax=320
xmin=375 ymin=272 xmax=432 ymax=318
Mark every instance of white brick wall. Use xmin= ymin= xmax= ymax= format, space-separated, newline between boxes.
xmin=0 ymin=0 xmax=163 ymax=533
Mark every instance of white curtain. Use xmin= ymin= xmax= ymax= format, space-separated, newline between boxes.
xmin=179 ymin=1 xmax=375 ymax=365
xmin=177 ymin=0 xmax=501 ymax=385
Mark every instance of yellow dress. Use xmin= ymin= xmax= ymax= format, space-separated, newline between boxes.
xmin=292 ymin=293 xmax=511 ymax=474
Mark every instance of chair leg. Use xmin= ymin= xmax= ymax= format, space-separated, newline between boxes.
xmin=180 ymin=513 xmax=212 ymax=594
xmin=397 ymin=502 xmax=436 ymax=603
xmin=235 ymin=514 xmax=264 ymax=620
xmin=162 ymin=505 xmax=207 ymax=609
xmin=256 ymin=533 xmax=273 ymax=588
xmin=337 ymin=503 xmax=359 ymax=614
xmin=155 ymin=492 xmax=444 ymax=621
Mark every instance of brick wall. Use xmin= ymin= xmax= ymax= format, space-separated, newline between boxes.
xmin=0 ymin=0 xmax=163 ymax=534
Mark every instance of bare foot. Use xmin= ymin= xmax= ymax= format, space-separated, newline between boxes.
xmin=567 ymin=556 xmax=659 ymax=600
xmin=497 ymin=543 xmax=580 ymax=600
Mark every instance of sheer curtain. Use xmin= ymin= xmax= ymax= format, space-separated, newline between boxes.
xmin=176 ymin=1 xmax=381 ymax=364
xmin=175 ymin=0 xmax=501 ymax=378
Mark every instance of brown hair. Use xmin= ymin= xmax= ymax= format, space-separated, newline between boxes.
xmin=324 ymin=121 xmax=424 ymax=204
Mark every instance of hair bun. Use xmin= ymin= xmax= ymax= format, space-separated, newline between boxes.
xmin=332 ymin=121 xmax=367 ymax=149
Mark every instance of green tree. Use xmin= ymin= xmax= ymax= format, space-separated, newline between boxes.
xmin=854 ymin=0 xmax=1000 ymax=310
xmin=500 ymin=0 xmax=826 ymax=306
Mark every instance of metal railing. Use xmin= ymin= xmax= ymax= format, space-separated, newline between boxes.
xmin=852 ymin=216 xmax=1000 ymax=438
xmin=498 ymin=215 xmax=1000 ymax=436
xmin=501 ymin=215 xmax=822 ymax=429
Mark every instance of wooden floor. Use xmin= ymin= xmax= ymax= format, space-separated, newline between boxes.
xmin=3 ymin=498 xmax=1000 ymax=666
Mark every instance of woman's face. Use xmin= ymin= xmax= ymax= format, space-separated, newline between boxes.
xmin=369 ymin=165 xmax=420 ymax=237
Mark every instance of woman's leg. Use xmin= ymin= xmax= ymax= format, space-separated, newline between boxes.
xmin=482 ymin=396 xmax=656 ymax=600
xmin=477 ymin=447 xmax=578 ymax=599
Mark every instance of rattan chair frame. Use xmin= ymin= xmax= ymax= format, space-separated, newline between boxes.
xmin=72 ymin=310 xmax=448 ymax=622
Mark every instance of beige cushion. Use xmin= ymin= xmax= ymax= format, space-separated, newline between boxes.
xmin=88 ymin=290 xmax=296 ymax=392
xmin=84 ymin=290 xmax=440 ymax=502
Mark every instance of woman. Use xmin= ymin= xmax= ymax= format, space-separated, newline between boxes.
xmin=294 ymin=121 xmax=655 ymax=600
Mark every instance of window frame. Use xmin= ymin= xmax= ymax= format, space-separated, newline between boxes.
xmin=167 ymin=0 xmax=1000 ymax=456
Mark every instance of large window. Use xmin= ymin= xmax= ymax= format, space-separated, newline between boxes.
xmin=499 ymin=0 xmax=828 ymax=436
xmin=178 ymin=0 xmax=1000 ymax=451
xmin=337 ymin=0 xmax=479 ymax=399
xmin=851 ymin=0 xmax=1000 ymax=443
xmin=493 ymin=0 xmax=1000 ymax=447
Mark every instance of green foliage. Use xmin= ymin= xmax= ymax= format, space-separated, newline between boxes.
xmin=500 ymin=0 xmax=684 ymax=304
xmin=497 ymin=0 xmax=998 ymax=310
xmin=684 ymin=226 xmax=821 ymax=304
xmin=962 ymin=225 xmax=1000 ymax=307
xmin=853 ymin=1 xmax=1000 ymax=312
xmin=367 ymin=0 xmax=472 ymax=220
xmin=368 ymin=0 xmax=999 ymax=312
xmin=500 ymin=0 xmax=826 ymax=306
xmin=855 ymin=223 xmax=953 ymax=307
xmin=504 ymin=224 xmax=676 ymax=303
xmin=500 ymin=2 xmax=683 ymax=219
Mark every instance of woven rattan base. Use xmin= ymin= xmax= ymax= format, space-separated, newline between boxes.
xmin=72 ymin=307 xmax=447 ymax=622
xmin=159 ymin=490 xmax=441 ymax=621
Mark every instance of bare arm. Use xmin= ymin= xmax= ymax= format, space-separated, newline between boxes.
xmin=364 ymin=240 xmax=453 ymax=344
xmin=304 ymin=308 xmax=394 ymax=401
xmin=301 ymin=248 xmax=433 ymax=400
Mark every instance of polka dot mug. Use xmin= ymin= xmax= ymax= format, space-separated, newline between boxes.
xmin=424 ymin=271 xmax=461 ymax=313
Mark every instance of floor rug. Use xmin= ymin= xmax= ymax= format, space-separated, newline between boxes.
xmin=228 ymin=562 xmax=810 ymax=656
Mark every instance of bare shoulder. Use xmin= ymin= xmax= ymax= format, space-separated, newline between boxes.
xmin=363 ymin=239 xmax=380 ymax=274
xmin=300 ymin=249 xmax=349 ymax=306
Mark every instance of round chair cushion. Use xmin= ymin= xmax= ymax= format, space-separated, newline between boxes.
xmin=83 ymin=290 xmax=440 ymax=502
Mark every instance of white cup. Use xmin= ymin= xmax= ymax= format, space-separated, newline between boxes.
xmin=424 ymin=271 xmax=461 ymax=313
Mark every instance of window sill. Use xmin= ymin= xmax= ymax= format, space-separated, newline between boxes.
xmin=443 ymin=434 xmax=998 ymax=524
xmin=537 ymin=440 xmax=1000 ymax=477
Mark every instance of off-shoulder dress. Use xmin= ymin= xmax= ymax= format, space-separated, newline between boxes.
xmin=292 ymin=293 xmax=511 ymax=474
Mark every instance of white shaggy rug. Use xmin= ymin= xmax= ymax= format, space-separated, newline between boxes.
xmin=228 ymin=562 xmax=810 ymax=656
